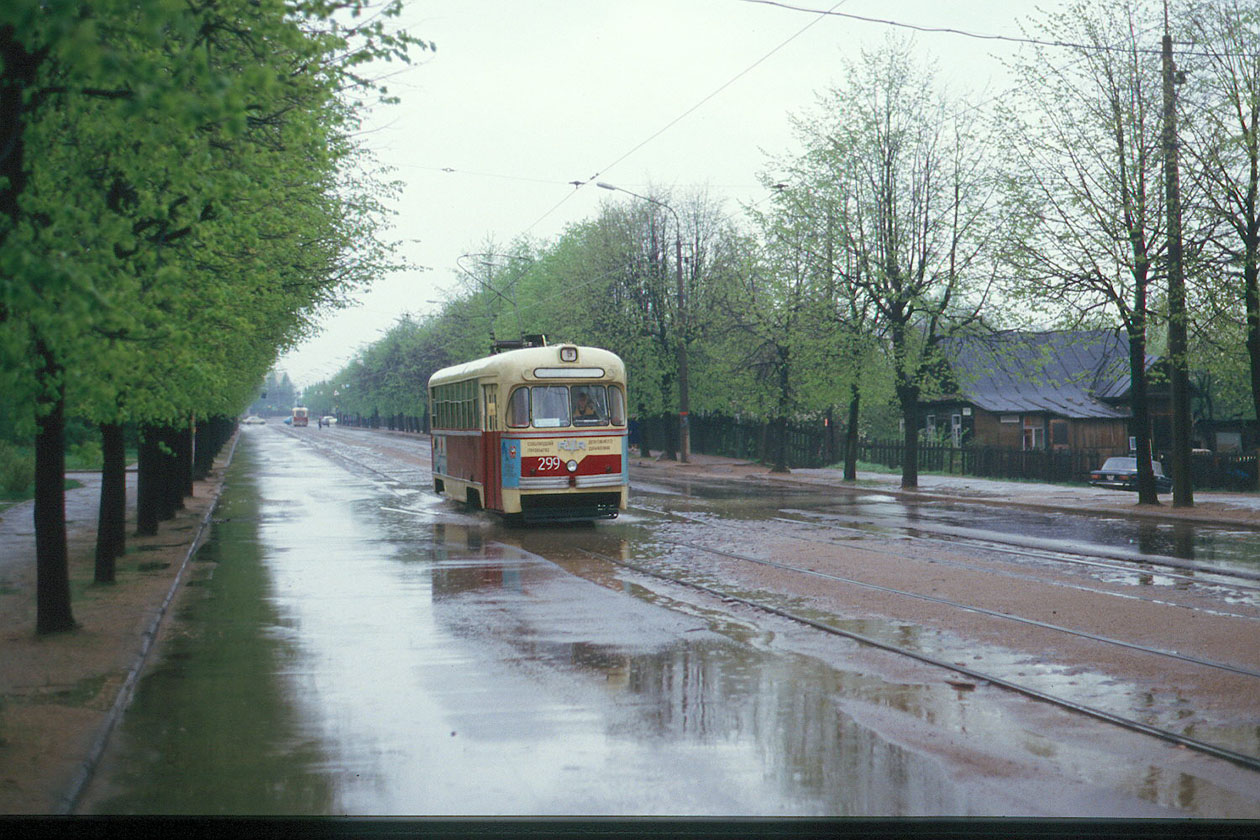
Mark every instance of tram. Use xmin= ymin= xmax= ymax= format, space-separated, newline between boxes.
xmin=427 ymin=338 xmax=628 ymax=523
xmin=292 ymin=406 xmax=309 ymax=427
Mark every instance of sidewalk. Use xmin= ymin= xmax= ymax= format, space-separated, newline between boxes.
xmin=631 ymin=451 xmax=1260 ymax=529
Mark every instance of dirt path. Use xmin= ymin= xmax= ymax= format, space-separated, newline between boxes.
xmin=0 ymin=441 xmax=234 ymax=814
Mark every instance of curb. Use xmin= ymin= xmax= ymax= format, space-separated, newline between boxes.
xmin=57 ymin=430 xmax=242 ymax=814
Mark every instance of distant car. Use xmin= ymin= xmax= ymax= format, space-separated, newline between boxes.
xmin=242 ymin=415 xmax=267 ymax=425
xmin=320 ymin=416 xmax=338 ymax=426
xmin=1089 ymin=456 xmax=1173 ymax=493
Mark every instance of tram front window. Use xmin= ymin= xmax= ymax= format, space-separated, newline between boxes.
xmin=571 ymin=388 xmax=608 ymax=426
xmin=531 ymin=386 xmax=571 ymax=428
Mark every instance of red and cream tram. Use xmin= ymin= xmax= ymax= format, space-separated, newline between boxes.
xmin=427 ymin=340 xmax=628 ymax=522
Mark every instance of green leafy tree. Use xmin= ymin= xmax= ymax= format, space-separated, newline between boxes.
xmin=1181 ymin=0 xmax=1260 ymax=430
xmin=786 ymin=39 xmax=999 ymax=488
xmin=1000 ymin=0 xmax=1168 ymax=504
xmin=1 ymin=0 xmax=427 ymax=632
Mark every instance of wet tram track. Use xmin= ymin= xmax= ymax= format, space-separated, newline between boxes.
xmin=629 ymin=496 xmax=1260 ymax=615
xmin=757 ymin=512 xmax=1260 ymax=620
xmin=269 ymin=429 xmax=1260 ymax=774
xmin=575 ymin=538 xmax=1260 ymax=775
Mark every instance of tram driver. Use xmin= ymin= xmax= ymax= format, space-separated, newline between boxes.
xmin=573 ymin=389 xmax=604 ymax=425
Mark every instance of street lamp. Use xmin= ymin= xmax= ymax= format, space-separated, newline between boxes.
xmin=596 ymin=181 xmax=690 ymax=462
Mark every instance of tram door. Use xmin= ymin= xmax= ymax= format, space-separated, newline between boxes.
xmin=481 ymin=385 xmax=502 ymax=510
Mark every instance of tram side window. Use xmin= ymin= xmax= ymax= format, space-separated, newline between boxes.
xmin=608 ymin=385 xmax=625 ymax=426
xmin=531 ymin=386 xmax=570 ymax=428
xmin=432 ymin=380 xmax=479 ymax=430
xmin=507 ymin=387 xmax=530 ymax=428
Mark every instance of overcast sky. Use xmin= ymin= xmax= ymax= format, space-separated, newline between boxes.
xmin=277 ymin=0 xmax=1056 ymax=387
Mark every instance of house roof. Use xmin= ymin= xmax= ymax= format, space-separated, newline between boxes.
xmin=934 ymin=330 xmax=1153 ymax=420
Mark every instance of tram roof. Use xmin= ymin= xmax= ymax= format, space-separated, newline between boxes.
xmin=428 ymin=344 xmax=625 ymax=388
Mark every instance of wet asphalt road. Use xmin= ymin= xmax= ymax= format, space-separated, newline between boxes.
xmin=79 ymin=426 xmax=1260 ymax=816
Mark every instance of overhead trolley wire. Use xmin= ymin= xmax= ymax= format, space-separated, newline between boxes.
xmin=518 ymin=0 xmax=849 ymax=237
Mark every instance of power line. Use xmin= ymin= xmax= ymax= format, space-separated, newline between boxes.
xmin=740 ymin=0 xmax=1239 ymax=58
xmin=519 ymin=0 xmax=850 ymax=236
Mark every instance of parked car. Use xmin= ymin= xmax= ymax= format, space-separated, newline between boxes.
xmin=242 ymin=415 xmax=267 ymax=425
xmin=1089 ymin=456 xmax=1173 ymax=493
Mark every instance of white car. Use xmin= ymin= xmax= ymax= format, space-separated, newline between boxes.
xmin=242 ymin=415 xmax=267 ymax=425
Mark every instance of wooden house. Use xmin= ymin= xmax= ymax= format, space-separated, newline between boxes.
xmin=922 ymin=330 xmax=1171 ymax=454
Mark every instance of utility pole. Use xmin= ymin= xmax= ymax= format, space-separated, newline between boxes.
xmin=1162 ymin=3 xmax=1194 ymax=507
xmin=674 ymin=229 xmax=690 ymax=462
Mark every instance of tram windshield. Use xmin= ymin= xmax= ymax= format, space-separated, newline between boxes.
xmin=507 ymin=384 xmax=624 ymax=429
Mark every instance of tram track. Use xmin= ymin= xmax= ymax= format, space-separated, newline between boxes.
xmin=631 ymin=492 xmax=1260 ymax=590
xmin=652 ymin=536 xmax=1260 ymax=679
xmin=767 ymin=521 xmax=1260 ymax=622
xmin=577 ymin=542 xmax=1260 ymax=775
xmin=628 ymin=497 xmax=1260 ymax=617
xmin=273 ymin=429 xmax=1260 ymax=774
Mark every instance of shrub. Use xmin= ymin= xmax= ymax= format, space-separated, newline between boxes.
xmin=0 ymin=441 xmax=34 ymax=497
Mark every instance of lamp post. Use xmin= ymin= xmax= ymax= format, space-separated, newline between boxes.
xmin=596 ymin=182 xmax=690 ymax=462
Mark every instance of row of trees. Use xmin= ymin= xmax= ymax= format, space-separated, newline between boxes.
xmin=2 ymin=1 xmax=427 ymax=634
xmin=308 ymin=0 xmax=1258 ymax=505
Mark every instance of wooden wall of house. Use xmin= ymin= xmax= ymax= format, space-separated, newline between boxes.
xmin=971 ymin=410 xmax=1128 ymax=453
xmin=973 ymin=410 xmax=1023 ymax=449
xmin=1068 ymin=418 xmax=1129 ymax=452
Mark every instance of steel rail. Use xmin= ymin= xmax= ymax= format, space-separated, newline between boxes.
xmin=747 ymin=514 xmax=1260 ymax=623
xmin=655 ymin=537 xmax=1260 ymax=679
xmin=578 ymin=545 xmax=1260 ymax=775
xmin=791 ymin=509 xmax=1260 ymax=586
xmin=629 ymin=495 xmax=1260 ymax=591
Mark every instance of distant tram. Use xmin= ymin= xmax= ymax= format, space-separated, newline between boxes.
xmin=292 ymin=406 xmax=309 ymax=427
xmin=427 ymin=339 xmax=628 ymax=523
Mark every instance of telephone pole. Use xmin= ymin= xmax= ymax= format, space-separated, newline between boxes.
xmin=1162 ymin=3 xmax=1194 ymax=507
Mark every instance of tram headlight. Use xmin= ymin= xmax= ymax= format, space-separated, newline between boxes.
xmin=566 ymin=460 xmax=579 ymax=473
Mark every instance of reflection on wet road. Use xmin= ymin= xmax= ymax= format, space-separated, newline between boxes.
xmin=85 ymin=430 xmax=982 ymax=815
xmin=82 ymin=428 xmax=1258 ymax=817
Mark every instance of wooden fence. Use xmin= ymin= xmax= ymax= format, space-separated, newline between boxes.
xmin=332 ymin=409 xmax=1258 ymax=491
xmin=678 ymin=414 xmax=1259 ymax=492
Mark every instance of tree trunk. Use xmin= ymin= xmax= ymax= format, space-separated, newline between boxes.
xmin=899 ymin=385 xmax=920 ymax=490
xmin=94 ymin=422 xmax=126 ymax=583
xmin=844 ymin=383 xmax=861 ymax=482
xmin=34 ymin=341 xmax=75 ymax=634
xmin=1128 ymin=326 xmax=1160 ymax=506
xmin=1246 ymin=262 xmax=1260 ymax=442
xmin=179 ymin=416 xmax=194 ymax=498
xmin=770 ymin=355 xmax=791 ymax=473
xmin=158 ymin=425 xmax=181 ymax=520
xmin=136 ymin=426 xmax=160 ymax=536
xmin=770 ymin=416 xmax=789 ymax=473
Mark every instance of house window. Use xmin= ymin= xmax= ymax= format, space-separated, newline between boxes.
xmin=1023 ymin=416 xmax=1045 ymax=451
xmin=1050 ymin=419 xmax=1068 ymax=447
